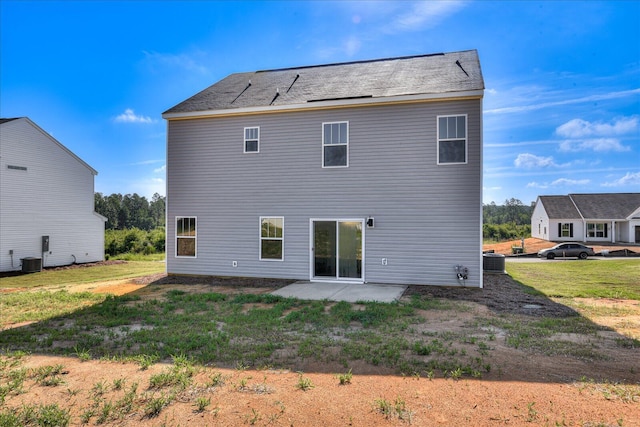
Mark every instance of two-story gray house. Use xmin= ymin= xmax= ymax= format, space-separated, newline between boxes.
xmin=162 ymin=50 xmax=484 ymax=287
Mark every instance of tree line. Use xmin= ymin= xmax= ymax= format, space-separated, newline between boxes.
xmin=483 ymin=198 xmax=533 ymax=241
xmin=484 ymin=198 xmax=532 ymax=225
xmin=94 ymin=193 xmax=166 ymax=256
xmin=95 ymin=193 xmax=165 ymax=230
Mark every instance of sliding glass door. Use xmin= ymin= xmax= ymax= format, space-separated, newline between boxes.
xmin=312 ymin=220 xmax=363 ymax=281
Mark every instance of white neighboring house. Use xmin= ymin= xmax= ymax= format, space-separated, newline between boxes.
xmin=531 ymin=193 xmax=640 ymax=244
xmin=0 ymin=117 xmax=105 ymax=272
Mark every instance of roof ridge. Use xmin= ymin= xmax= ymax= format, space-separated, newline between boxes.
xmin=255 ymin=52 xmax=452 ymax=74
xmin=567 ymin=194 xmax=585 ymax=221
xmin=163 ymin=49 xmax=484 ymax=116
xmin=569 ymin=192 xmax=640 ymax=196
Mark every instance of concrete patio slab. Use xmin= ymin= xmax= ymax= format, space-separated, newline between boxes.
xmin=271 ymin=281 xmax=407 ymax=303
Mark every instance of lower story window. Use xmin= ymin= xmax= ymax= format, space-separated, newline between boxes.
xmin=559 ymin=223 xmax=573 ymax=238
xmin=586 ymin=223 xmax=608 ymax=238
xmin=176 ymin=217 xmax=196 ymax=257
xmin=260 ymin=217 xmax=283 ymax=260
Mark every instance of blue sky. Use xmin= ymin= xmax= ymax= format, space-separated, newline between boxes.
xmin=1 ymin=1 xmax=639 ymax=204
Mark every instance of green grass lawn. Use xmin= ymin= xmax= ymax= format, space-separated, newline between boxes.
xmin=1 ymin=259 xmax=638 ymax=379
xmin=0 ymin=290 xmax=491 ymax=378
xmin=0 ymin=260 xmax=164 ymax=290
xmin=506 ymin=259 xmax=640 ymax=300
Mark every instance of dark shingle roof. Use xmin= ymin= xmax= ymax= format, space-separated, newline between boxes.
xmin=539 ymin=193 xmax=640 ymax=219
xmin=538 ymin=196 xmax=581 ymax=219
xmin=570 ymin=193 xmax=640 ymax=219
xmin=164 ymin=50 xmax=483 ymax=115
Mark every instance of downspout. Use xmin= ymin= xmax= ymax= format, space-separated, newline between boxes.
xmin=568 ymin=195 xmax=586 ymax=242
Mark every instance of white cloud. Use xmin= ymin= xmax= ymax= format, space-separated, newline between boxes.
xmin=154 ymin=165 xmax=166 ymax=174
xmin=526 ymin=178 xmax=590 ymax=188
xmin=485 ymin=88 xmax=640 ymax=115
xmin=386 ymin=1 xmax=467 ymax=33
xmin=550 ymin=178 xmax=590 ymax=186
xmin=128 ymin=159 xmax=163 ymax=166
xmin=601 ymin=171 xmax=640 ymax=187
xmin=486 ymin=88 xmax=497 ymax=95
xmin=559 ymin=138 xmax=630 ymax=152
xmin=514 ymin=153 xmax=557 ymax=169
xmin=484 ymin=139 xmax=559 ymax=148
xmin=556 ymin=117 xmax=638 ymax=138
xmin=114 ymin=109 xmax=154 ymax=124
xmin=554 ymin=117 xmax=635 ymax=153
xmin=526 ymin=182 xmax=547 ymax=189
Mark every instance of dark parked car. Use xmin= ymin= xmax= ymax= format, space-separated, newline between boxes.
xmin=538 ymin=243 xmax=595 ymax=260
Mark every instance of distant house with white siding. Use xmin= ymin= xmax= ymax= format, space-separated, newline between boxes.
xmin=0 ymin=117 xmax=105 ymax=272
xmin=162 ymin=50 xmax=484 ymax=287
xmin=531 ymin=193 xmax=640 ymax=244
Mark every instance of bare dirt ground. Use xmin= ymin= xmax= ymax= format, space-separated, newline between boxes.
xmin=2 ymin=266 xmax=639 ymax=426
xmin=484 ymin=237 xmax=639 ymax=256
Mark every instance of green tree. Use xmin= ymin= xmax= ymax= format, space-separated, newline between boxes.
xmin=94 ymin=192 xmax=165 ymax=231
xmin=150 ymin=193 xmax=166 ymax=229
xmin=483 ymin=198 xmax=533 ymax=241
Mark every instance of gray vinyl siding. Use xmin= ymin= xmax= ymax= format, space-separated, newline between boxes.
xmin=0 ymin=119 xmax=105 ymax=271
xmin=167 ymin=99 xmax=482 ymax=286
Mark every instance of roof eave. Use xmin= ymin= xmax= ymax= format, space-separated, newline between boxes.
xmin=1 ymin=117 xmax=99 ymax=175
xmin=162 ymin=89 xmax=484 ymax=120
xmin=628 ymin=206 xmax=640 ymax=220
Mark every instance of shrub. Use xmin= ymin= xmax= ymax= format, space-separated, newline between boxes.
xmin=105 ymin=227 xmax=165 ymax=256
xmin=483 ymin=223 xmax=530 ymax=241
xmin=149 ymin=227 xmax=166 ymax=253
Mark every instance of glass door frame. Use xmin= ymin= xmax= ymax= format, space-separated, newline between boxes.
xmin=309 ymin=218 xmax=365 ymax=283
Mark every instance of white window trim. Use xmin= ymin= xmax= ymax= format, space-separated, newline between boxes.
xmin=308 ymin=218 xmax=365 ymax=283
xmin=244 ymin=126 xmax=260 ymax=153
xmin=322 ymin=121 xmax=349 ymax=168
xmin=175 ymin=216 xmax=197 ymax=258
xmin=259 ymin=216 xmax=284 ymax=261
xmin=436 ymin=114 xmax=468 ymax=165
xmin=586 ymin=222 xmax=608 ymax=238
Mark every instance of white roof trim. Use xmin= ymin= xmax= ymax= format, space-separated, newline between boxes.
xmin=93 ymin=211 xmax=108 ymax=222
xmin=163 ymin=90 xmax=484 ymax=120
xmin=627 ymin=205 xmax=640 ymax=220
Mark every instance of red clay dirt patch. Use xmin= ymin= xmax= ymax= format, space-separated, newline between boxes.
xmin=483 ymin=237 xmax=639 ymax=256
xmin=3 ymin=354 xmax=638 ymax=427
xmin=483 ymin=237 xmax=555 ymax=255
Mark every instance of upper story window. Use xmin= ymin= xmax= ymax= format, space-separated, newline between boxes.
xmin=244 ymin=127 xmax=260 ymax=153
xmin=176 ymin=216 xmax=196 ymax=257
xmin=322 ymin=122 xmax=348 ymax=168
xmin=260 ymin=217 xmax=284 ymax=261
xmin=437 ymin=115 xmax=467 ymax=164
